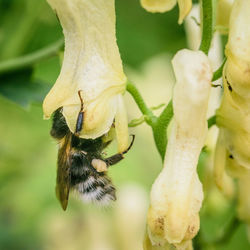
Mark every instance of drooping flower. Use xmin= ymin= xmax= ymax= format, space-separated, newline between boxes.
xmin=146 ymin=49 xmax=212 ymax=249
xmin=184 ymin=3 xmax=232 ymax=201
xmin=215 ymin=0 xmax=250 ymax=174
xmin=43 ymin=0 xmax=128 ymax=152
xmin=214 ymin=0 xmax=250 ymax=231
xmin=140 ymin=0 xmax=192 ymax=24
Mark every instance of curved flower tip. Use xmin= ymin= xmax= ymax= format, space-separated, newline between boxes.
xmin=140 ymin=0 xmax=192 ymax=24
xmin=146 ymin=49 xmax=212 ymax=248
xmin=140 ymin=0 xmax=176 ymax=13
xmin=177 ymin=0 xmax=192 ymax=24
xmin=43 ymin=0 xmax=129 ymax=152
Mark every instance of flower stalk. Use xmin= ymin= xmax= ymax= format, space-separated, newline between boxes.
xmin=199 ymin=0 xmax=214 ymax=55
xmin=0 ymin=38 xmax=64 ymax=74
xmin=127 ymin=82 xmax=173 ymax=161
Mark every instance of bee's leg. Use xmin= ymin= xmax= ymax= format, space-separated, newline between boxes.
xmin=101 ymin=140 xmax=113 ymax=151
xmin=104 ymin=135 xmax=135 ymax=166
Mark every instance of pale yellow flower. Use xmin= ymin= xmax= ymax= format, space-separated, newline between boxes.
xmin=43 ymin=0 xmax=128 ymax=152
xmin=140 ymin=0 xmax=192 ymax=24
xmin=214 ymin=0 xmax=250 ymax=233
xmin=146 ymin=49 xmax=212 ymax=249
xmin=216 ymin=0 xmax=250 ymax=171
xmin=216 ymin=0 xmax=234 ymax=34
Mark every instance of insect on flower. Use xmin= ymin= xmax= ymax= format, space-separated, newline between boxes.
xmin=43 ymin=0 xmax=135 ymax=210
xmin=50 ymin=91 xmax=135 ymax=211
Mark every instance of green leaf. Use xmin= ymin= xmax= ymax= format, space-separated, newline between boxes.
xmin=0 ymin=68 xmax=50 ymax=108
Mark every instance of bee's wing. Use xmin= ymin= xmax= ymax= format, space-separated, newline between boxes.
xmin=56 ymin=132 xmax=72 ymax=210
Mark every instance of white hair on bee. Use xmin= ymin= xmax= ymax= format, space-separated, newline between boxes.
xmin=82 ymin=176 xmax=96 ymax=190
xmin=80 ymin=186 xmax=104 ymax=202
xmin=76 ymin=186 xmax=116 ymax=206
xmin=71 ymin=174 xmax=116 ymax=206
xmin=97 ymin=193 xmax=116 ymax=206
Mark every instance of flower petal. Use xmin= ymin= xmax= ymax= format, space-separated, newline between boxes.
xmin=177 ymin=0 xmax=192 ymax=24
xmin=43 ymin=0 xmax=127 ymax=138
xmin=115 ymin=95 xmax=129 ymax=153
xmin=147 ymin=49 xmax=212 ymax=246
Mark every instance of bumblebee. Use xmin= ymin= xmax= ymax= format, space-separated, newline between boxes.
xmin=50 ymin=92 xmax=134 ymax=210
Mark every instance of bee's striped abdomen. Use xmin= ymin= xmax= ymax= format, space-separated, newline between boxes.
xmin=70 ymin=151 xmax=116 ymax=205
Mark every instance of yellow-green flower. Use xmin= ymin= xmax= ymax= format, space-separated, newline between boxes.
xmin=43 ymin=0 xmax=128 ymax=152
xmin=140 ymin=0 xmax=192 ymax=24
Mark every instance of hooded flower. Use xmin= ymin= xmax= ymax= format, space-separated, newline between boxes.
xmin=43 ymin=0 xmax=128 ymax=153
xmin=215 ymin=0 xmax=250 ymax=172
xmin=214 ymin=0 xmax=250 ymax=231
xmin=140 ymin=0 xmax=192 ymax=24
xmin=146 ymin=49 xmax=212 ymax=249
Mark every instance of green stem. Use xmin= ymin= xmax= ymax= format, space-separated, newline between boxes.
xmin=126 ymin=82 xmax=156 ymax=125
xmin=128 ymin=116 xmax=146 ymax=127
xmin=0 ymin=38 xmax=64 ymax=74
xmin=199 ymin=0 xmax=214 ymax=55
xmin=215 ymin=217 xmax=240 ymax=245
xmin=208 ymin=115 xmax=216 ymax=128
xmin=126 ymin=82 xmax=173 ymax=161
xmin=212 ymin=58 xmax=226 ymax=81
xmin=127 ymin=82 xmax=217 ymax=161
xmin=153 ymin=101 xmax=173 ymax=161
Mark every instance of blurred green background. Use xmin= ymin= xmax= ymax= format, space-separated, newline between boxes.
xmin=0 ymin=0 xmax=249 ymax=249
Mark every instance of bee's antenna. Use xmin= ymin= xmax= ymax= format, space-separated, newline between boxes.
xmin=78 ymin=90 xmax=84 ymax=112
xmin=75 ymin=90 xmax=84 ymax=135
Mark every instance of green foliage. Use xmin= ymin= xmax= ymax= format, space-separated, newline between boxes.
xmin=0 ymin=69 xmax=50 ymax=108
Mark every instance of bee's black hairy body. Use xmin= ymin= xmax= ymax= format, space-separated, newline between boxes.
xmin=69 ymin=134 xmax=116 ymax=204
xmin=51 ymin=108 xmax=132 ymax=210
